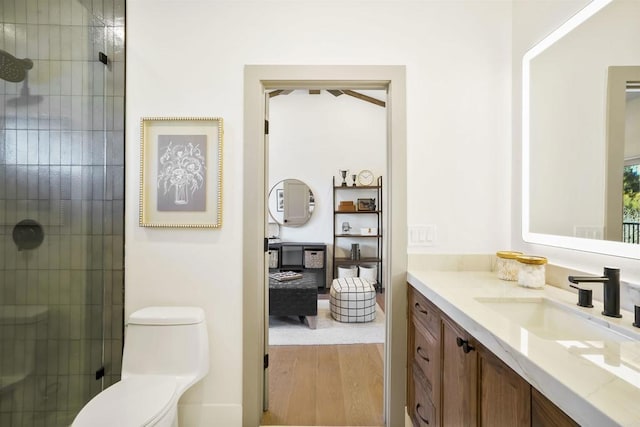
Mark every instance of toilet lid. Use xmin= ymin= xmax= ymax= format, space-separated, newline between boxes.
xmin=72 ymin=376 xmax=177 ymax=427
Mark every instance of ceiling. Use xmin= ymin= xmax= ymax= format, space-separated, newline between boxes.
xmin=268 ymin=89 xmax=386 ymax=107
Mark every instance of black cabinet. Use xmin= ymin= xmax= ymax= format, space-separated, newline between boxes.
xmin=268 ymin=242 xmax=327 ymax=289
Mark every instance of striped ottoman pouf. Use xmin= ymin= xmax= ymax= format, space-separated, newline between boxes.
xmin=329 ymin=277 xmax=377 ymax=323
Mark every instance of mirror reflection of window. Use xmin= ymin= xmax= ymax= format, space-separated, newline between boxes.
xmin=623 ymin=83 xmax=640 ymax=243
xmin=623 ymin=164 xmax=639 ymax=243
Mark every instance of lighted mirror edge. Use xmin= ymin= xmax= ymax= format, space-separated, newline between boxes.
xmin=521 ymin=0 xmax=639 ymax=260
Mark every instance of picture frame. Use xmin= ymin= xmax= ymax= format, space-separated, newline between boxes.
xmin=357 ymin=198 xmax=376 ymax=211
xmin=276 ymin=189 xmax=284 ymax=212
xmin=139 ymin=117 xmax=223 ymax=228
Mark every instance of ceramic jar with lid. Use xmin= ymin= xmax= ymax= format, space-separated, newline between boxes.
xmin=516 ymin=255 xmax=547 ymax=288
xmin=496 ymin=251 xmax=523 ymax=281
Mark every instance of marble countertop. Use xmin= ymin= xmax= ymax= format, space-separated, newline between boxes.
xmin=407 ymin=269 xmax=640 ymax=427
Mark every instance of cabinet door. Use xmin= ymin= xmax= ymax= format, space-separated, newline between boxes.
xmin=478 ymin=346 xmax=530 ymax=427
xmin=408 ymin=318 xmax=440 ymax=426
xmin=411 ymin=319 xmax=440 ymax=395
xmin=409 ymin=288 xmax=440 ymax=338
xmin=441 ymin=316 xmax=477 ymax=427
xmin=531 ymin=388 xmax=578 ymax=427
xmin=409 ymin=367 xmax=438 ymax=427
xmin=283 ymin=180 xmax=310 ymax=225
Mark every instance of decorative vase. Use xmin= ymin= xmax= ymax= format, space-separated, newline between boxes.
xmin=174 ymin=183 xmax=188 ymax=205
xmin=350 ymin=243 xmax=360 ymax=260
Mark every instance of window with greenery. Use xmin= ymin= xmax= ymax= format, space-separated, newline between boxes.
xmin=623 ymin=163 xmax=640 ymax=243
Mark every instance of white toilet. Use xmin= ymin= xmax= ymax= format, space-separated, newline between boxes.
xmin=72 ymin=306 xmax=209 ymax=427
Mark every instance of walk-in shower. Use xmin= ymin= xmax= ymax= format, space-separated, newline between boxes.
xmin=0 ymin=1 xmax=125 ymax=425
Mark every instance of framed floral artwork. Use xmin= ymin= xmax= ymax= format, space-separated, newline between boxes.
xmin=139 ymin=117 xmax=223 ymax=228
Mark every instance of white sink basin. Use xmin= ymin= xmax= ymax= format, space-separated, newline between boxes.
xmin=475 ymin=297 xmax=640 ymax=342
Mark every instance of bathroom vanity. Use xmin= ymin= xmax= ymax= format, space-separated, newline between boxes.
xmin=407 ymin=270 xmax=640 ymax=427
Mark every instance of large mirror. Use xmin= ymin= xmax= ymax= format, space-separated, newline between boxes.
xmin=268 ymin=179 xmax=315 ymax=226
xmin=523 ymin=0 xmax=640 ymax=258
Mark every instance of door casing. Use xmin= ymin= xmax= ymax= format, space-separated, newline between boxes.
xmin=243 ymin=64 xmax=408 ymax=427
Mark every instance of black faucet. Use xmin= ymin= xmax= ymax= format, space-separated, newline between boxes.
xmin=568 ymin=267 xmax=622 ymax=318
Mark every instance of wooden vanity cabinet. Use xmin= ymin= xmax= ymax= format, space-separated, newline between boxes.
xmin=441 ymin=315 xmax=477 ymax=426
xmin=531 ymin=388 xmax=579 ymax=427
xmin=478 ymin=345 xmax=530 ymax=426
xmin=407 ymin=288 xmax=441 ymax=426
xmin=407 ymin=285 xmax=576 ymax=427
xmin=407 ymin=367 xmax=437 ymax=427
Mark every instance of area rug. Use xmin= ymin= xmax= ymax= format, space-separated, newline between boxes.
xmin=268 ymin=299 xmax=385 ymax=346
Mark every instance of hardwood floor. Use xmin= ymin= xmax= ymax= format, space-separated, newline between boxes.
xmin=261 ymin=291 xmax=386 ymax=426
xmin=261 ymin=343 xmax=384 ymax=426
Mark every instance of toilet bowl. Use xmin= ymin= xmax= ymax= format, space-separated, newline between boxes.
xmin=73 ymin=375 xmax=179 ymax=427
xmin=72 ymin=306 xmax=209 ymax=427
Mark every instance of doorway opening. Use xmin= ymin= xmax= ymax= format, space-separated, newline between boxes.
xmin=263 ymin=88 xmax=387 ymax=426
xmin=242 ymin=65 xmax=408 ymax=427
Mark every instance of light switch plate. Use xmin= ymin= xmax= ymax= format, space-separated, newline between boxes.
xmin=408 ymin=225 xmax=436 ymax=246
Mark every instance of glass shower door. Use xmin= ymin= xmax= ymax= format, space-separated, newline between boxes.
xmin=0 ymin=1 xmax=121 ymax=425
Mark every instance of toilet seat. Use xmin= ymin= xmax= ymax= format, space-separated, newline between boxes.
xmin=72 ymin=375 xmax=177 ymax=427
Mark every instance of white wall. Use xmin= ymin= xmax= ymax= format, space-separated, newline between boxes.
xmin=512 ymin=1 xmax=640 ymax=299
xmin=127 ymin=1 xmax=512 ymax=425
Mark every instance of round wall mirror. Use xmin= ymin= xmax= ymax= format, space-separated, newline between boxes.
xmin=268 ymin=179 xmax=315 ymax=227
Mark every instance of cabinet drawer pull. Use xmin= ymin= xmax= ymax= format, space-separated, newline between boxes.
xmin=414 ymin=302 xmax=428 ymax=315
xmin=456 ymin=337 xmax=475 ymax=354
xmin=416 ymin=403 xmax=430 ymax=424
xmin=416 ymin=346 xmax=430 ymax=363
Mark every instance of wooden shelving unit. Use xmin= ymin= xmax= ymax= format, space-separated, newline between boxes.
xmin=332 ymin=176 xmax=383 ymax=289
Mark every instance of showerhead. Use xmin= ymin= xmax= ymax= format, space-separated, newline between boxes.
xmin=2 ymin=50 xmax=42 ymax=107
xmin=0 ymin=49 xmax=33 ymax=83
xmin=5 ymin=77 xmax=43 ymax=107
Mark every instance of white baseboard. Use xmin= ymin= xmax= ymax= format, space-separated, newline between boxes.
xmin=179 ymin=403 xmax=242 ymax=427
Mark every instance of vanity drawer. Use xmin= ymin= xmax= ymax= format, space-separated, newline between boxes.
xmin=409 ymin=287 xmax=440 ymax=338
xmin=411 ymin=319 xmax=439 ymax=392
xmin=409 ymin=368 xmax=438 ymax=427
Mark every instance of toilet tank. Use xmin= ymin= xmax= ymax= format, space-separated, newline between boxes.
xmin=121 ymin=307 xmax=209 ymax=385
